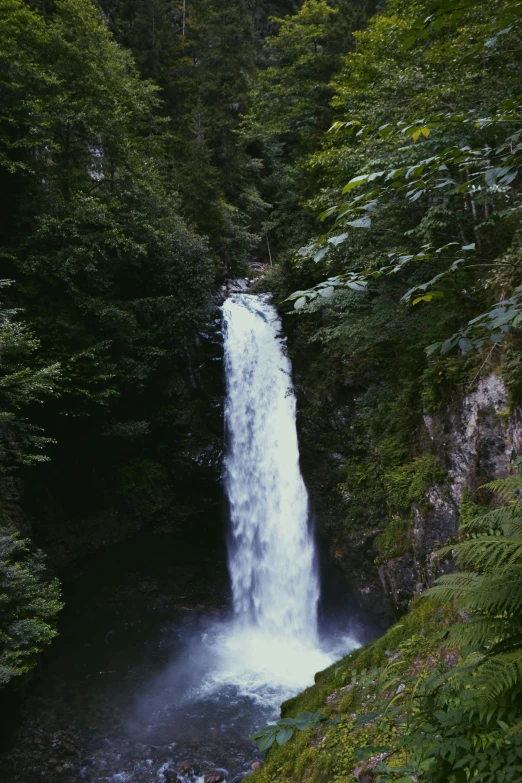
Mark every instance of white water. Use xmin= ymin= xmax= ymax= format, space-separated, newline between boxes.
xmin=151 ymin=293 xmax=357 ymax=728
xmin=223 ymin=294 xmax=319 ymax=640
xmin=218 ymin=293 xmax=335 ymax=696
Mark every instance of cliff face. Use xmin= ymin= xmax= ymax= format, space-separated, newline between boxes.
xmin=379 ymin=375 xmax=522 ymax=612
xmin=293 ymin=360 xmax=521 ymax=624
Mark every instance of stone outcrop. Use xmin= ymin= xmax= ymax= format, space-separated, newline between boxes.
xmin=379 ymin=374 xmax=521 ymax=613
xmin=294 ymin=366 xmax=521 ymax=622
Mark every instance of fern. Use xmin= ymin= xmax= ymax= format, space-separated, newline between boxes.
xmin=425 ymin=472 xmax=522 ymax=703
xmin=475 ymin=651 xmax=522 ymax=701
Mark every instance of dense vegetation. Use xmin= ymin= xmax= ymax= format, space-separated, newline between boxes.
xmin=250 ymin=475 xmax=522 ymax=782
xmin=250 ymin=0 xmax=522 ymax=562
xmin=2 ymin=0 xmax=522 ymax=778
xmin=0 ymin=0 xmax=216 ymax=674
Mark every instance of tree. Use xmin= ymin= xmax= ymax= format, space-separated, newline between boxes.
xmin=241 ymin=0 xmax=377 ymax=260
xmin=0 ymin=527 xmax=62 ymax=685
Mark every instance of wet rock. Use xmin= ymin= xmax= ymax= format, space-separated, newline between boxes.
xmin=353 ymin=762 xmax=377 ymax=783
xmin=180 ymin=762 xmax=194 ymax=775
xmin=325 ymin=691 xmax=340 ymax=705
xmin=226 ymin=278 xmax=249 ymax=293
xmin=164 ymin=773 xmax=181 ymax=783
xmin=249 ymin=760 xmax=263 ymax=770
xmin=204 ymin=774 xmax=225 ymax=783
xmin=353 ymin=753 xmax=388 ymax=783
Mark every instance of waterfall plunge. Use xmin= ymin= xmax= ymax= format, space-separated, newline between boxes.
xmin=166 ymin=293 xmax=357 ymax=724
xmin=223 ymin=294 xmax=319 ymax=641
xmin=217 ymin=294 xmax=330 ymax=691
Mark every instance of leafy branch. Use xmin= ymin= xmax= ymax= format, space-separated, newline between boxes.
xmin=250 ymin=711 xmax=340 ymax=751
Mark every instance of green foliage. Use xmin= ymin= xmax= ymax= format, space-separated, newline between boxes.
xmin=241 ymin=0 xmax=377 ymax=261
xmin=0 ymin=279 xmax=61 ymax=476
xmin=283 ymin=0 xmax=522 ymax=368
xmin=0 ymin=527 xmax=63 ymax=685
xmin=248 ymin=599 xmax=452 ymax=783
xmin=0 ymin=0 xmax=217 ymax=533
xmin=375 ymin=517 xmax=413 ymax=560
xmin=0 ymin=0 xmax=219 ymax=681
xmin=426 ymin=472 xmax=522 ymax=704
xmin=250 ymin=711 xmax=340 ymax=751
xmin=101 ymin=0 xmax=260 ymax=273
xmin=1 ymin=0 xmax=214 ymax=405
xmin=355 ymin=470 xmax=522 ymax=782
xmin=384 ymin=455 xmax=446 ymax=515
xmin=244 ymin=0 xmax=338 ymax=151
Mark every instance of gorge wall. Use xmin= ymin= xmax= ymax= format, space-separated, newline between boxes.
xmin=8 ymin=274 xmax=521 ymax=632
xmin=291 ymin=350 xmax=521 ymax=624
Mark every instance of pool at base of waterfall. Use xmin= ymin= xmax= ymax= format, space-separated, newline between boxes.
xmin=0 ymin=529 xmax=361 ymax=783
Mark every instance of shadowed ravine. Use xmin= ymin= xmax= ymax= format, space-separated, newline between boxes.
xmin=0 ymin=295 xmax=363 ymax=783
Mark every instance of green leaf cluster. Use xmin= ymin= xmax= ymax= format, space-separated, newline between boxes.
xmin=0 ymin=527 xmax=63 ymax=685
xmin=250 ymin=710 xmax=340 ymax=751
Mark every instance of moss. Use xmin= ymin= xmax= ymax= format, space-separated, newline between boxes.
xmin=420 ymin=354 xmax=473 ymax=412
xmin=383 ymin=454 xmax=446 ymax=514
xmin=502 ymin=335 xmax=522 ymax=406
xmin=337 ymin=453 xmax=386 ymax=535
xmin=375 ymin=515 xmax=413 ymax=559
xmin=372 ymin=455 xmax=446 ymax=559
xmin=250 ymin=599 xmax=455 ymax=783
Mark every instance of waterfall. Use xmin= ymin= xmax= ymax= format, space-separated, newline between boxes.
xmin=223 ymin=294 xmax=320 ymax=645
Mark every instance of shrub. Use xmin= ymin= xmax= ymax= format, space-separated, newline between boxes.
xmin=0 ymin=527 xmax=63 ymax=685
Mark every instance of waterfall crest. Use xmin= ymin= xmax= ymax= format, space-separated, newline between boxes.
xmin=223 ymin=294 xmax=319 ymax=644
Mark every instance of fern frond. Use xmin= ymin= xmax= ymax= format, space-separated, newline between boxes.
xmin=425 ymin=473 xmax=522 ymax=709
xmin=489 ymin=628 xmax=522 ymax=655
xmin=481 ymin=475 xmax=522 ymax=503
xmin=465 ymin=570 xmax=522 ymax=615
xmin=461 ymin=504 xmax=521 ymax=535
xmin=449 ymin=615 xmax=519 ymax=649
xmin=428 ymin=568 xmax=522 ymax=618
xmin=475 ymin=649 xmax=522 ymax=702
xmin=450 ymin=536 xmax=522 ymax=571
xmin=424 ymin=571 xmax=482 ymax=603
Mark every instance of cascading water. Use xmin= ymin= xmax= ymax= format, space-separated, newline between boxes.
xmin=223 ymin=293 xmax=319 ymax=643
xmin=130 ymin=292 xmax=357 ymax=760
xmin=213 ymin=293 xmax=335 ymax=694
